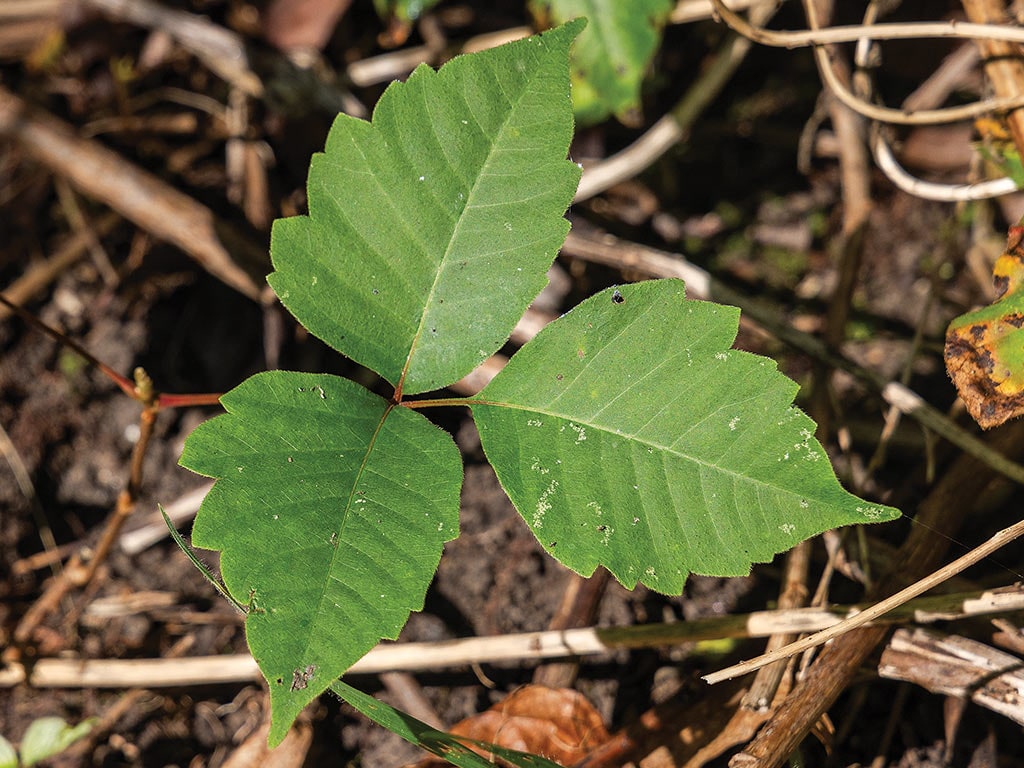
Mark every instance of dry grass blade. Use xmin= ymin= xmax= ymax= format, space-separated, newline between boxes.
xmin=704 ymin=517 xmax=1024 ymax=684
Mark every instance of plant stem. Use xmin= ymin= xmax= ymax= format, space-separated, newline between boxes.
xmin=400 ymin=396 xmax=476 ymax=410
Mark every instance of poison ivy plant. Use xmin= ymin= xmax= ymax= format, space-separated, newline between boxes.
xmin=469 ymin=279 xmax=895 ymax=591
xmin=178 ymin=19 xmax=899 ymax=749
xmin=530 ymin=0 xmax=673 ymax=125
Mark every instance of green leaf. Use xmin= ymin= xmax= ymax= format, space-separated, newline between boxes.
xmin=331 ymin=681 xmax=562 ymax=768
xmin=0 ymin=735 xmax=17 ymax=768
xmin=19 ymin=717 xmax=95 ymax=767
xmin=470 ymin=280 xmax=899 ymax=593
xmin=373 ymin=0 xmax=442 ymax=23
xmin=180 ymin=371 xmax=462 ymax=745
xmin=530 ymin=0 xmax=672 ymax=125
xmin=268 ymin=22 xmax=583 ymax=395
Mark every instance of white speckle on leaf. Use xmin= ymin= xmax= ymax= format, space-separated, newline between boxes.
xmin=437 ymin=522 xmax=444 ymax=531
xmin=780 ymin=523 xmax=796 ymax=535
xmin=728 ymin=416 xmax=740 ymax=431
xmin=857 ymin=505 xmax=885 ymax=519
xmin=527 ymin=419 xmax=543 ymax=427
xmin=778 ymin=452 xmax=790 ymax=461
xmin=287 ymin=457 xmax=293 ymax=463
xmin=598 ymin=524 xmax=613 ymax=545
xmin=587 ymin=501 xmax=602 ymax=516
xmin=568 ymin=423 xmax=586 ymax=443
xmin=632 ymin=517 xmax=640 ymax=525
xmin=419 ymin=175 xmax=425 ymax=181
xmin=714 ymin=352 xmax=728 ymax=361
xmin=311 ymin=275 xmax=318 ymax=286
xmin=533 ymin=480 xmax=558 ymax=529
xmin=237 ymin=466 xmax=243 ymax=473
xmin=644 ymin=566 xmax=657 ymax=580
xmin=273 ymin=515 xmax=279 ymax=520
xmin=799 ymin=499 xmax=809 ymax=508
xmin=504 ymin=222 xmax=513 ymax=231
xmin=461 ymin=119 xmax=468 ymax=125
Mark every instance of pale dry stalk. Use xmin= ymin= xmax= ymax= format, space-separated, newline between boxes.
xmin=962 ymin=0 xmax=1024 ymax=156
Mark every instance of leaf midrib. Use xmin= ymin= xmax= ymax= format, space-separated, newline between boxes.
xmin=469 ymin=398 xmax=835 ymax=505
xmin=300 ymin=403 xmax=396 ymax=667
xmin=397 ymin=57 xmax=544 ymax=395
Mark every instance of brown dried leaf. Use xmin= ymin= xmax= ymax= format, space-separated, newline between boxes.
xmin=407 ymin=685 xmax=610 ymax=767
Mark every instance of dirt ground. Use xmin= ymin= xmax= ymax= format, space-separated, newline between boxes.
xmin=3 ymin=1 xmax=1024 ymax=766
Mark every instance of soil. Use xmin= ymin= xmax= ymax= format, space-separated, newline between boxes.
xmin=3 ymin=1 xmax=1024 ymax=767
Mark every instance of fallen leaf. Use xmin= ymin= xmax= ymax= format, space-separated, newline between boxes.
xmin=946 ymin=224 xmax=1024 ymax=428
xmin=407 ymin=685 xmax=610 ymax=767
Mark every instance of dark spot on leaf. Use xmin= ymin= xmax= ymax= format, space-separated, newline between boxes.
xmin=1008 ymin=313 xmax=1024 ymax=328
xmin=276 ymin=677 xmax=283 ymax=685
xmin=612 ymin=289 xmax=624 ymax=304
xmin=549 ymin=541 xmax=557 ymax=547
xmin=970 ymin=324 xmax=986 ymax=341
xmin=291 ymin=664 xmax=317 ymax=691
xmin=995 ymin=274 xmax=1009 ymax=296
xmin=597 ymin=524 xmax=608 ymax=532
xmin=978 ymin=349 xmax=995 ymax=373
xmin=556 ymin=374 xmax=564 ymax=381
xmin=372 ymin=288 xmax=379 ymax=295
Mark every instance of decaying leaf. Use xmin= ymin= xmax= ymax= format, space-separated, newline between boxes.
xmin=407 ymin=686 xmax=610 ymax=767
xmin=946 ymin=225 xmax=1024 ymax=428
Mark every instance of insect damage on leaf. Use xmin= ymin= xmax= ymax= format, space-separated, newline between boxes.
xmin=946 ymin=225 xmax=1024 ymax=429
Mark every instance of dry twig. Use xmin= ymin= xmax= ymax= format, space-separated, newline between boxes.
xmin=3 ymin=587 xmax=1021 ymax=689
